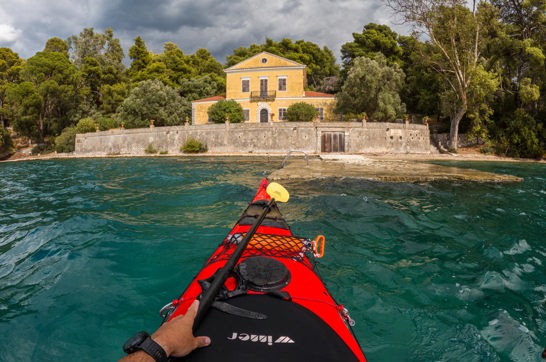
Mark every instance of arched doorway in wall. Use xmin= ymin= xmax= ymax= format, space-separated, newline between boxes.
xmin=260 ymin=109 xmax=268 ymax=123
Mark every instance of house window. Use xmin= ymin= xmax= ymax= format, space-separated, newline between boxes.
xmin=278 ymin=77 xmax=287 ymax=91
xmin=316 ymin=107 xmax=324 ymax=121
xmin=278 ymin=108 xmax=287 ymax=120
xmin=242 ymin=78 xmax=250 ymax=92
xmin=260 ymin=78 xmax=268 ymax=96
xmin=243 ymin=109 xmax=250 ymax=121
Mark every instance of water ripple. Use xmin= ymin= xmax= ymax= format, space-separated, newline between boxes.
xmin=0 ymin=159 xmax=544 ymax=362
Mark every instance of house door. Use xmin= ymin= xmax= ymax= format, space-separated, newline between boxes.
xmin=260 ymin=109 xmax=268 ymax=123
xmin=260 ymin=79 xmax=268 ymax=97
xmin=321 ymin=132 xmax=345 ymax=152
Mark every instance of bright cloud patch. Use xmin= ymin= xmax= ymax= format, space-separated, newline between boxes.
xmin=0 ymin=24 xmax=21 ymax=42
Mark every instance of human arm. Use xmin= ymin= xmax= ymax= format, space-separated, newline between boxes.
xmin=119 ymin=300 xmax=211 ymax=362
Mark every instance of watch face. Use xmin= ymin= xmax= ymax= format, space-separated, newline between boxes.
xmin=123 ymin=331 xmax=149 ymax=353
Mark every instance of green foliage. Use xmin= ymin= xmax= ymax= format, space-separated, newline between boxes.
xmin=388 ymin=0 xmax=495 ymax=149
xmin=518 ymin=78 xmax=540 ymax=105
xmin=181 ymin=138 xmax=207 ymax=153
xmin=336 ymin=55 xmax=406 ymax=121
xmin=19 ymin=50 xmax=79 ymax=141
xmin=493 ymin=109 xmax=543 ymax=158
xmin=117 ymin=79 xmax=190 ymax=128
xmin=207 ymin=100 xmax=244 ymax=123
xmin=55 ymin=126 xmax=77 ymax=153
xmin=341 ymin=23 xmax=404 ymax=71
xmin=0 ymin=48 xmax=23 ymax=131
xmin=479 ymin=141 xmax=496 ymax=155
xmin=76 ymin=117 xmax=97 ymax=133
xmin=4 ymin=81 xmax=42 ymax=140
xmin=399 ymin=37 xmax=443 ymax=117
xmin=0 ymin=127 xmax=14 ymax=155
xmin=66 ymin=29 xmax=126 ymax=116
xmin=96 ymin=116 xmax=118 ymax=130
xmin=100 ymin=82 xmax=130 ymax=115
xmin=1 ymin=19 xmax=545 ymax=159
xmin=337 ymin=112 xmax=361 ymax=122
xmin=144 ymin=143 xmax=158 ymax=154
xmin=55 ymin=117 xmax=96 ymax=153
xmin=466 ymin=65 xmax=499 ymax=140
xmin=189 ymin=49 xmax=225 ymax=80
xmin=286 ymin=102 xmax=318 ymax=122
xmin=128 ymin=36 xmax=152 ymax=79
xmin=32 ymin=142 xmax=54 ymax=155
xmin=126 ymin=42 xmax=226 ymax=94
xmin=160 ymin=42 xmax=193 ymax=85
xmin=68 ymin=28 xmax=124 ymax=69
xmin=44 ymin=37 xmax=69 ymax=56
xmin=179 ymin=75 xmax=222 ymax=102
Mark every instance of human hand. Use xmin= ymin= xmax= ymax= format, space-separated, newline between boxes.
xmin=152 ymin=300 xmax=211 ymax=358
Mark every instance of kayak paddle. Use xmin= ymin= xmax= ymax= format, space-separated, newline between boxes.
xmin=193 ymin=182 xmax=289 ymax=330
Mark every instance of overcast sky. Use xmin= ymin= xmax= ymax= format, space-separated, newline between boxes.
xmin=0 ymin=0 xmax=406 ymax=64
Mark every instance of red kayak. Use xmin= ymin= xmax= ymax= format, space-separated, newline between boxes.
xmin=164 ymin=179 xmax=366 ymax=361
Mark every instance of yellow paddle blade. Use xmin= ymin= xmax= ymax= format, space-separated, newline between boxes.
xmin=266 ymin=182 xmax=289 ymax=203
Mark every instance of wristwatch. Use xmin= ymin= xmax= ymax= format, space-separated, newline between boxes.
xmin=123 ymin=331 xmax=168 ymax=362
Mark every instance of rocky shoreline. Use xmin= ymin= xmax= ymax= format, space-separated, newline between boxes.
xmin=2 ymin=147 xmax=542 ymax=183
xmin=270 ymin=154 xmax=525 ymax=183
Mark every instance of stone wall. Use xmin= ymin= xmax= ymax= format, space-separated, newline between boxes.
xmin=430 ymin=133 xmax=484 ymax=148
xmin=75 ymin=121 xmax=430 ymax=155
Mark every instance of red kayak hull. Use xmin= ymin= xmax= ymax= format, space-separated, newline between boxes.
xmin=168 ymin=179 xmax=366 ymax=361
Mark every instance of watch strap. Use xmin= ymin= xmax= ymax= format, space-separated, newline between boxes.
xmin=139 ymin=336 xmax=168 ymax=362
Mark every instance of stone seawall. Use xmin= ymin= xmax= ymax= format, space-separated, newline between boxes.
xmin=75 ymin=122 xmax=430 ymax=155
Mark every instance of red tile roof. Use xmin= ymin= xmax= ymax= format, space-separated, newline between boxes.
xmin=305 ymin=91 xmax=334 ymax=98
xmin=192 ymin=95 xmax=225 ymax=103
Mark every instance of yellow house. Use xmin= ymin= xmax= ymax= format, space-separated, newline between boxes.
xmin=191 ymin=51 xmax=336 ymax=124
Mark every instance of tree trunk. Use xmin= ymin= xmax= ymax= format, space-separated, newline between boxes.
xmin=38 ymin=115 xmax=45 ymax=144
xmin=448 ymin=107 xmax=466 ymax=150
xmin=0 ymin=100 xmax=4 ymax=129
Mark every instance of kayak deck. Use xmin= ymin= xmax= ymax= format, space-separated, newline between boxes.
xmin=168 ymin=180 xmax=366 ymax=361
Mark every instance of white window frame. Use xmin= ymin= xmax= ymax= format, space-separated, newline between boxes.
xmin=241 ymin=78 xmax=250 ymax=92
xmin=278 ymin=76 xmax=287 ymax=91
xmin=278 ymin=108 xmax=287 ymax=120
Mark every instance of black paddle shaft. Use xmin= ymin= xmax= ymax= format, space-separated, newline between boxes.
xmin=193 ymin=198 xmax=275 ymax=331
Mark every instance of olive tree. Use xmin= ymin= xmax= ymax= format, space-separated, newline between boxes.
xmin=336 ymin=54 xmax=406 ymax=121
xmin=117 ymin=79 xmax=190 ymax=128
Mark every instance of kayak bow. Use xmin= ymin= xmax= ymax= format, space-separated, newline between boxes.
xmin=167 ymin=179 xmax=366 ymax=362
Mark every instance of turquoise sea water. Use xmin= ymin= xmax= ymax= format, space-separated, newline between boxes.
xmin=0 ymin=157 xmax=545 ymax=362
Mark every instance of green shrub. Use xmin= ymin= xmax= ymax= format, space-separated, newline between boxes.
xmin=338 ymin=112 xmax=360 ymax=122
xmin=76 ymin=118 xmax=97 ymax=133
xmin=479 ymin=141 xmax=495 ymax=155
xmin=181 ymin=138 xmax=208 ymax=153
xmin=207 ymin=100 xmax=245 ymax=123
xmin=0 ymin=128 xmax=14 ymax=155
xmin=32 ymin=142 xmax=55 ymax=155
xmin=55 ymin=127 xmax=77 ymax=153
xmin=144 ymin=143 xmax=158 ymax=154
xmin=286 ymin=102 xmax=318 ymax=122
xmin=97 ymin=117 xmax=118 ymax=130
